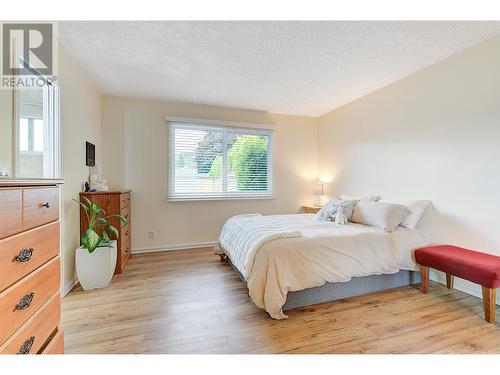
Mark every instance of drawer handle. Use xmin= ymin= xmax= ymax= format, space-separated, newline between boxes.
xmin=14 ymin=293 xmax=35 ymax=311
xmin=12 ymin=248 xmax=34 ymax=262
xmin=41 ymin=202 xmax=50 ymax=208
xmin=17 ymin=336 xmax=35 ymax=355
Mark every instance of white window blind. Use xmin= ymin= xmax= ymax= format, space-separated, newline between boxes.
xmin=168 ymin=121 xmax=273 ymax=200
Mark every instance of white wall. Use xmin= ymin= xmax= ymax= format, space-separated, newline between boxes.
xmin=318 ymin=35 xmax=500 ymax=300
xmin=59 ymin=44 xmax=102 ymax=293
xmin=101 ymin=96 xmax=318 ymax=251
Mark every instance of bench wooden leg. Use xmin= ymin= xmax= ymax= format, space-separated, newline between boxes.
xmin=446 ymin=273 xmax=454 ymax=290
xmin=482 ymin=286 xmax=496 ymax=323
xmin=420 ymin=265 xmax=429 ymax=294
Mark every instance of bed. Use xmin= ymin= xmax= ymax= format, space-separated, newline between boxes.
xmin=215 ymin=213 xmax=431 ymax=319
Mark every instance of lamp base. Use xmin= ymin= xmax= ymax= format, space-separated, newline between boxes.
xmin=314 ymin=196 xmax=322 ymax=207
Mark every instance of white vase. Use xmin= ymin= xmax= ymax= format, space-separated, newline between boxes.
xmin=76 ymin=240 xmax=117 ymax=291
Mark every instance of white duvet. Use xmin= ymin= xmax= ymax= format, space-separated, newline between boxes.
xmin=215 ymin=213 xmax=431 ymax=319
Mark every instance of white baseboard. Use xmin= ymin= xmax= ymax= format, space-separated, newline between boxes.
xmin=62 ymin=277 xmax=78 ymax=297
xmin=131 ymin=241 xmax=217 ymax=255
xmin=430 ymin=270 xmax=498 ymax=305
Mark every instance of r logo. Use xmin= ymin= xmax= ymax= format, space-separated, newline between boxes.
xmin=2 ymin=23 xmax=53 ymax=75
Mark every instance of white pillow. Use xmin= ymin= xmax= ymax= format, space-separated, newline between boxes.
xmin=350 ymin=201 xmax=411 ymax=232
xmin=339 ymin=194 xmax=381 ymax=202
xmin=400 ymin=200 xmax=431 ymax=229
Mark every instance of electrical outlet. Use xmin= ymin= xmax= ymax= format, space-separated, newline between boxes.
xmin=148 ymin=231 xmax=155 ymax=240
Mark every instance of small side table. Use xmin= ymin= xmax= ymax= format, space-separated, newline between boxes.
xmin=302 ymin=206 xmax=321 ymax=214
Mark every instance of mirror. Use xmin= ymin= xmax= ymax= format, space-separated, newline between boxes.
xmin=0 ymin=89 xmax=13 ymax=177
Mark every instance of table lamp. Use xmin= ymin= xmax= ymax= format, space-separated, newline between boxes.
xmin=313 ymin=181 xmax=324 ymax=207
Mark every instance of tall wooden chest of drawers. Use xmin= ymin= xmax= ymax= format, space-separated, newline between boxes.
xmin=0 ymin=182 xmax=64 ymax=354
xmin=79 ymin=190 xmax=131 ymax=274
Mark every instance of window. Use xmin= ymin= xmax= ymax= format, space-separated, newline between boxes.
xmin=19 ymin=117 xmax=44 ymax=153
xmin=168 ymin=121 xmax=273 ymax=200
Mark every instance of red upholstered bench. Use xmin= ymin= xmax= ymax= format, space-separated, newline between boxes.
xmin=415 ymin=245 xmax=500 ymax=323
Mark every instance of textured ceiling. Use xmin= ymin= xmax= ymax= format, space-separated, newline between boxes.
xmin=59 ymin=21 xmax=500 ymax=116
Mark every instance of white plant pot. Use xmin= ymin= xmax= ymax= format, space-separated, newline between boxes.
xmin=76 ymin=240 xmax=117 ymax=291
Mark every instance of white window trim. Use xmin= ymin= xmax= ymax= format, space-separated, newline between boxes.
xmin=166 ymin=117 xmax=275 ymax=202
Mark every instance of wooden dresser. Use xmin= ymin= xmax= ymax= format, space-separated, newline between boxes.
xmin=79 ymin=190 xmax=131 ymax=274
xmin=0 ymin=181 xmax=64 ymax=354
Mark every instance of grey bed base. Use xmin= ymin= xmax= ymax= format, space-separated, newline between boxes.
xmin=228 ymin=261 xmax=421 ymax=311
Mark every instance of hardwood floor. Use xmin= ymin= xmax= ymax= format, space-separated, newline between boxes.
xmin=62 ymin=247 xmax=500 ymax=354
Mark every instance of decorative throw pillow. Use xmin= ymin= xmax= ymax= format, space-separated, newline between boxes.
xmin=313 ymin=199 xmax=340 ymax=221
xmin=314 ymin=199 xmax=356 ymax=224
xmin=350 ymin=200 xmax=412 ymax=232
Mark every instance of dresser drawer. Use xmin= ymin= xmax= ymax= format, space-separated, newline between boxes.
xmin=120 ymin=205 xmax=131 ymax=227
xmin=120 ymin=192 xmax=130 ymax=210
xmin=41 ymin=329 xmax=64 ymax=354
xmin=0 ymin=292 xmax=60 ymax=354
xmin=0 ymin=257 xmax=60 ymax=344
xmin=23 ymin=187 xmax=59 ymax=230
xmin=0 ymin=189 xmax=22 ymax=239
xmin=0 ymin=222 xmax=60 ymax=291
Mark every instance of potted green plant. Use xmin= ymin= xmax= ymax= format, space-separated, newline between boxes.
xmin=74 ymin=197 xmax=128 ymax=290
